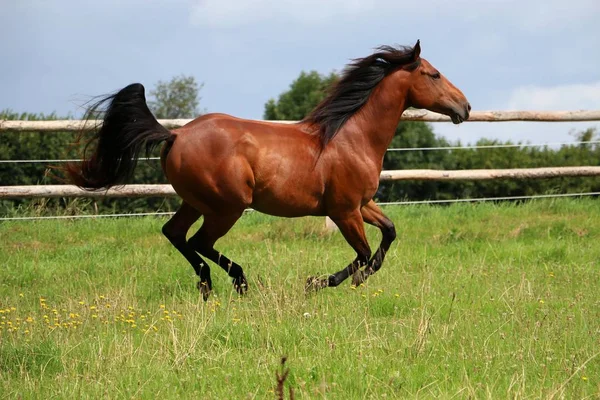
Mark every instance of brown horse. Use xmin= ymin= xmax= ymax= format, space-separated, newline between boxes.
xmin=66 ymin=40 xmax=470 ymax=299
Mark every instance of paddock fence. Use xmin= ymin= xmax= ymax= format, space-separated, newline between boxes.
xmin=1 ymin=109 xmax=600 ymax=220
xmin=2 ymin=110 xmax=600 ymax=132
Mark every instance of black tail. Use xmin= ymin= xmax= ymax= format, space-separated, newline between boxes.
xmin=65 ymin=83 xmax=172 ymax=189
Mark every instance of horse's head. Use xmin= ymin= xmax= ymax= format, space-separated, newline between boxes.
xmin=404 ymin=40 xmax=471 ymax=124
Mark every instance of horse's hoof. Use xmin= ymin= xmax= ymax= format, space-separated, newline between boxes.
xmin=197 ymin=280 xmax=212 ymax=301
xmin=233 ymin=274 xmax=248 ymax=295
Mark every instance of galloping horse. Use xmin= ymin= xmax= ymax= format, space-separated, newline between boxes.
xmin=66 ymin=40 xmax=470 ymax=299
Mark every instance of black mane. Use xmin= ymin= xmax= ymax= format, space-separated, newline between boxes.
xmin=303 ymin=43 xmax=420 ymax=148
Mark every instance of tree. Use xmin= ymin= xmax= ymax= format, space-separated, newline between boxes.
xmin=148 ymin=75 xmax=202 ymax=119
xmin=264 ymin=71 xmax=338 ymax=120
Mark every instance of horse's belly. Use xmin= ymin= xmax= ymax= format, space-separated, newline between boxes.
xmin=250 ymin=185 xmax=325 ymax=217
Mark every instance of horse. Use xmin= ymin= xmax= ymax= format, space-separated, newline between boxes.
xmin=65 ymin=40 xmax=470 ymax=300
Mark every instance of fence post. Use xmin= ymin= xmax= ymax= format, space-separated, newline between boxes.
xmin=325 ymin=216 xmax=338 ymax=232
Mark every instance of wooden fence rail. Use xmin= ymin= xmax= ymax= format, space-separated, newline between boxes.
xmin=3 ymin=167 xmax=600 ymax=199
xmin=2 ymin=110 xmax=600 ymax=132
xmin=2 ymin=110 xmax=599 ymax=203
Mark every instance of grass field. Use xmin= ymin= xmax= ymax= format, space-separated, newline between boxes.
xmin=1 ymin=199 xmax=600 ymax=399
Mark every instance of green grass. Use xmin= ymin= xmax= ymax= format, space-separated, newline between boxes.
xmin=1 ymin=199 xmax=599 ymax=399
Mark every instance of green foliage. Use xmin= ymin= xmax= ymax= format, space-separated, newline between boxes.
xmin=264 ymin=70 xmax=338 ymax=120
xmin=148 ymin=75 xmax=202 ymax=119
xmin=0 ymin=110 xmax=73 ymax=186
xmin=0 ymin=111 xmax=77 ymax=214
xmin=377 ymin=128 xmax=600 ymax=202
xmin=0 ymin=109 xmax=179 ymax=215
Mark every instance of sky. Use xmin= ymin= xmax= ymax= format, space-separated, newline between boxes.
xmin=1 ymin=0 xmax=599 ymax=145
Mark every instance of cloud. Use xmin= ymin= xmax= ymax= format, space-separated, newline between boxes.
xmin=189 ymin=0 xmax=599 ymax=29
xmin=189 ymin=0 xmax=373 ymax=27
xmin=507 ymin=81 xmax=600 ymax=110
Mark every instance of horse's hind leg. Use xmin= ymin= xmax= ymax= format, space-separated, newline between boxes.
xmin=352 ymin=200 xmax=396 ymax=286
xmin=162 ymin=202 xmax=213 ymax=300
xmin=188 ymin=212 xmax=248 ymax=295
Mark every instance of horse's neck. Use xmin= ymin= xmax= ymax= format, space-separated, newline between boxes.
xmin=342 ymin=75 xmax=408 ymax=159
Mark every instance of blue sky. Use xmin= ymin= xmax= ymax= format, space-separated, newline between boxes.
xmin=1 ymin=0 xmax=599 ymax=144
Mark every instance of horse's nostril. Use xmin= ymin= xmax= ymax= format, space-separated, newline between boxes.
xmin=467 ymin=103 xmax=472 ymax=112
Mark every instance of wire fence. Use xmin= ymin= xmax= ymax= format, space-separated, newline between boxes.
xmin=384 ymin=140 xmax=600 ymax=152
xmin=2 ymin=191 xmax=598 ymax=222
xmin=2 ymin=140 xmax=600 ymax=164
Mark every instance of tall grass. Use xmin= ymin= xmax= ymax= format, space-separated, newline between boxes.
xmin=1 ymin=199 xmax=599 ymax=398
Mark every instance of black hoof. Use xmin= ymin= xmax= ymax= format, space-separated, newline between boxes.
xmin=233 ymin=274 xmax=248 ymax=295
xmin=197 ymin=279 xmax=212 ymax=301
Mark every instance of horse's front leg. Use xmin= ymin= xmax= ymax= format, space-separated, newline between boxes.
xmin=351 ymin=200 xmax=397 ymax=286
xmin=306 ymin=209 xmax=371 ymax=290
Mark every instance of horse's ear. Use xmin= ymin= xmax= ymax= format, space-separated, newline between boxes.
xmin=412 ymin=40 xmax=421 ymax=61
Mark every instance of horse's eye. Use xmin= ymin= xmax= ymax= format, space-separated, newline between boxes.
xmin=431 ymin=72 xmax=441 ymax=80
